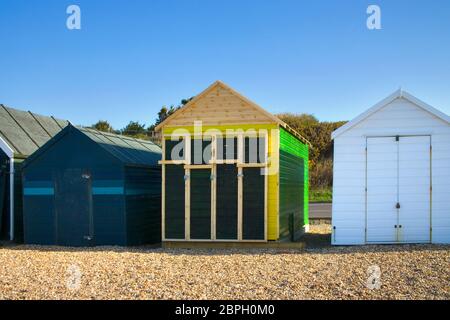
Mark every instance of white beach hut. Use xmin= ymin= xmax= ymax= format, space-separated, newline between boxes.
xmin=331 ymin=90 xmax=450 ymax=245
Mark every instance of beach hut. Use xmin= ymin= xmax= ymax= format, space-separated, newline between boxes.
xmin=0 ymin=104 xmax=68 ymax=242
xmin=155 ymin=81 xmax=311 ymax=243
xmin=331 ymin=90 xmax=450 ymax=245
xmin=22 ymin=125 xmax=162 ymax=246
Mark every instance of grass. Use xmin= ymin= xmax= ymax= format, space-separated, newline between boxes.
xmin=310 ymin=188 xmax=332 ymax=203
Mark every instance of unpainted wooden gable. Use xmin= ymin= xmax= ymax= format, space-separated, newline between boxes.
xmin=166 ymin=83 xmax=278 ymax=127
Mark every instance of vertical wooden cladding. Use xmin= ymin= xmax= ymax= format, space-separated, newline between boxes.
xmin=244 ymin=137 xmax=266 ymax=164
xmin=54 ymin=168 xmax=92 ymax=247
xmin=158 ymin=82 xmax=311 ymax=242
xmin=242 ymin=168 xmax=265 ymax=240
xmin=191 ymin=137 xmax=212 ymax=165
xmin=163 ymin=132 xmax=271 ymax=242
xmin=216 ymin=165 xmax=238 ymax=240
xmin=125 ymin=166 xmax=161 ymax=245
xmin=165 ymin=138 xmax=185 ymax=161
xmin=190 ymin=169 xmax=211 ymax=239
xmin=216 ymin=137 xmax=238 ymax=160
xmin=164 ymin=165 xmax=185 ymax=239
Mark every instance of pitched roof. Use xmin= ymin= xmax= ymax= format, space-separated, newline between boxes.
xmin=155 ymin=81 xmax=311 ymax=147
xmin=23 ymin=125 xmax=161 ymax=168
xmin=0 ymin=104 xmax=68 ymax=157
xmin=332 ymin=89 xmax=450 ymax=140
xmin=79 ymin=126 xmax=161 ymax=166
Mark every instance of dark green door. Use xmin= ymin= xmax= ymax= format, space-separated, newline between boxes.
xmin=243 ymin=168 xmax=265 ymax=240
xmin=55 ymin=169 xmax=93 ymax=246
xmin=165 ymin=165 xmax=185 ymax=239
xmin=190 ymin=169 xmax=211 ymax=239
xmin=216 ymin=165 xmax=238 ymax=240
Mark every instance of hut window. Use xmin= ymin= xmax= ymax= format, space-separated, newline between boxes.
xmin=244 ymin=137 xmax=266 ymax=164
xmin=165 ymin=138 xmax=185 ymax=161
xmin=191 ymin=137 xmax=212 ymax=165
xmin=216 ymin=137 xmax=238 ymax=161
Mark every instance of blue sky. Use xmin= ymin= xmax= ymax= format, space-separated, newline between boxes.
xmin=0 ymin=0 xmax=449 ymax=129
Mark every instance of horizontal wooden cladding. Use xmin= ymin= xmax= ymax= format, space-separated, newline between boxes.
xmin=166 ymin=85 xmax=276 ymax=126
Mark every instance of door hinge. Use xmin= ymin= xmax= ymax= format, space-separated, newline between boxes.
xmin=395 ymin=136 xmax=399 ymax=141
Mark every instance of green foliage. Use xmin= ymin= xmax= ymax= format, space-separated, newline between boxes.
xmin=121 ymin=121 xmax=147 ymax=139
xmin=310 ymin=159 xmax=333 ymax=189
xmin=278 ymin=113 xmax=346 ymax=165
xmin=277 ymin=113 xmax=347 ymax=189
xmin=91 ymin=120 xmax=115 ymax=133
xmin=147 ymin=97 xmax=195 ymax=133
xmin=310 ymin=188 xmax=332 ymax=203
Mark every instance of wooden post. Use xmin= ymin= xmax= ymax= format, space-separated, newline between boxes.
xmin=185 ymin=136 xmax=191 ymax=240
xmin=237 ymin=134 xmax=244 ymax=241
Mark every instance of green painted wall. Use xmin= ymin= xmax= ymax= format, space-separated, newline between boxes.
xmin=279 ymin=128 xmax=309 ymax=240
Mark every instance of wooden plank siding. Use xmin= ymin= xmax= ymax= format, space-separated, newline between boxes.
xmin=158 ymin=81 xmax=310 ymax=242
xmin=159 ymin=83 xmax=277 ymax=128
xmin=163 ymin=126 xmax=280 ymax=241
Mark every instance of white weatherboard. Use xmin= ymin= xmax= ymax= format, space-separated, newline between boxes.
xmin=366 ymin=137 xmax=399 ymax=243
xmin=332 ymin=92 xmax=450 ymax=245
xmin=398 ymin=136 xmax=430 ymax=243
xmin=366 ymin=136 xmax=430 ymax=243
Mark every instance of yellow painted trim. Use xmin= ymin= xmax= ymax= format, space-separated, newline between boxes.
xmin=163 ymin=124 xmax=278 ymax=135
xmin=267 ymin=128 xmax=280 ymax=240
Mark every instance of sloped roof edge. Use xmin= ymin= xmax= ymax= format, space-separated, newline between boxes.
xmin=155 ymin=81 xmax=311 ymax=147
xmin=23 ymin=124 xmax=161 ymax=169
xmin=332 ymin=89 xmax=450 ymax=140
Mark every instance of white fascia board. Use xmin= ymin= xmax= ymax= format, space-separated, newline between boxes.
xmin=0 ymin=136 xmax=14 ymax=158
xmin=332 ymin=90 xmax=401 ymax=140
xmin=331 ymin=89 xmax=450 ymax=140
xmin=401 ymin=91 xmax=450 ymax=124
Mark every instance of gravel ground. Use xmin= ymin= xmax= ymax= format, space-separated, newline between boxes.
xmin=0 ymin=225 xmax=448 ymax=300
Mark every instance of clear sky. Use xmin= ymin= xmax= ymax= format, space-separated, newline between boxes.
xmin=0 ymin=0 xmax=449 ymax=129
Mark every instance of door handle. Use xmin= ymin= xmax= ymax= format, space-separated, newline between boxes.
xmin=396 ymin=203 xmax=401 ymax=209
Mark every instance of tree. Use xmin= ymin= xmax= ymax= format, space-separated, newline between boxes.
xmin=92 ymin=120 xmax=114 ymax=133
xmin=121 ymin=121 xmax=147 ymax=139
xmin=277 ymin=113 xmax=347 ymax=189
xmin=149 ymin=97 xmax=195 ymax=131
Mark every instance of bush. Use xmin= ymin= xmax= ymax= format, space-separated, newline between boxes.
xmin=309 ymin=159 xmax=333 ymax=189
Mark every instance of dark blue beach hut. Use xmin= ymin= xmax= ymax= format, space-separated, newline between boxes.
xmin=22 ymin=124 xmax=161 ymax=246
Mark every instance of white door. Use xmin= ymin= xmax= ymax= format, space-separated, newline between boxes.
xmin=366 ymin=137 xmax=398 ymax=243
xmin=398 ymin=136 xmax=431 ymax=243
